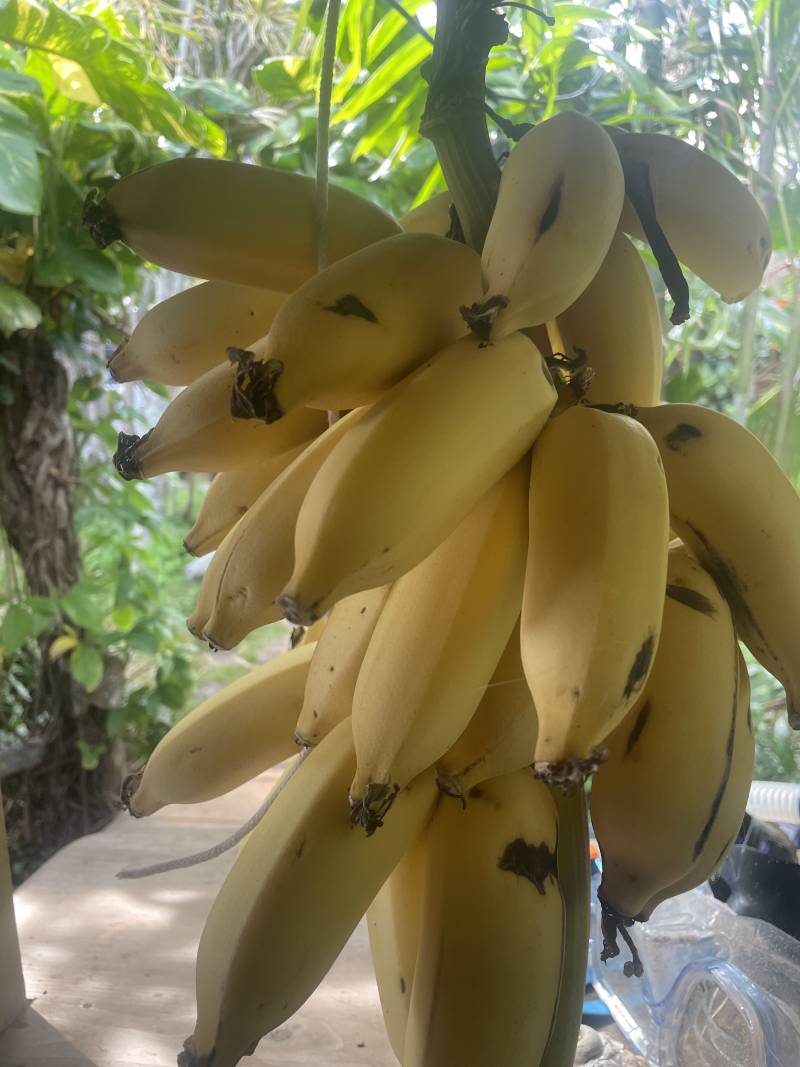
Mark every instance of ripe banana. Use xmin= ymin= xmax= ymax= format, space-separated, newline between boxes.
xmin=436 ymin=620 xmax=538 ymax=797
xmin=84 ymin=158 xmax=400 ymax=291
xmin=366 ymin=830 xmax=428 ymax=1061
xmin=610 ymin=129 xmax=772 ymax=303
xmin=179 ymin=718 xmax=437 ymax=1067
xmin=228 ymin=233 xmax=482 ymax=420
xmin=294 ymin=584 xmax=391 ymax=746
xmin=634 ymin=401 xmax=800 ymax=728
xmin=637 ymin=648 xmax=754 ymax=922
xmin=184 ymin=444 xmax=307 ymax=557
xmin=108 ymin=281 xmax=285 ymax=386
xmin=399 ymin=192 xmax=452 ymax=235
xmin=521 ymin=405 xmax=669 ymax=786
xmin=551 ymin=231 xmax=662 ymax=406
xmin=278 ymin=331 xmax=557 ymax=625
xmin=404 ymin=771 xmax=563 ymax=1067
xmin=198 ymin=408 xmax=368 ymax=650
xmin=468 ymin=111 xmax=624 ymax=340
xmin=124 ymin=642 xmax=315 ymax=816
xmin=113 ymin=362 xmax=326 ymax=480
xmin=349 ymin=463 xmax=528 ymax=830
xmin=591 ymin=543 xmax=743 ymax=925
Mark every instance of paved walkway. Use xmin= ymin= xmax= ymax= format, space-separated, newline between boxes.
xmin=0 ymin=767 xmax=397 ymax=1067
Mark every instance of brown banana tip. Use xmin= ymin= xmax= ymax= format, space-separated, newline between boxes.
xmin=119 ymin=771 xmax=144 ymax=817
xmin=532 ymin=746 xmax=607 ymax=793
xmin=106 ymin=342 xmax=126 ymax=382
xmin=349 ymin=782 xmax=398 ymax=835
xmin=82 ymin=188 xmax=121 ymax=249
xmin=113 ymin=429 xmax=150 ymax=481
xmin=787 ymin=695 xmax=800 ymax=731
xmin=276 ymin=594 xmax=319 ymax=628
xmin=459 ymin=294 xmax=508 ymax=342
xmin=228 ymin=347 xmax=285 ymax=424
xmin=293 ymin=730 xmax=314 ymax=749
xmin=177 ymin=1037 xmax=205 ymax=1067
xmin=435 ymin=770 xmax=464 ymax=799
xmin=598 ymin=898 xmax=644 ymax=979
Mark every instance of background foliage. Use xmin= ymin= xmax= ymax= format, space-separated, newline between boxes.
xmin=0 ymin=0 xmax=798 ymax=880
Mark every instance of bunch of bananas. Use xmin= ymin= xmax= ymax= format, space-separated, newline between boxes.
xmin=88 ymin=110 xmax=796 ymax=1067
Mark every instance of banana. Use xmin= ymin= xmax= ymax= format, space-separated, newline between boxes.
xmin=228 ymin=233 xmax=482 ymax=420
xmin=521 ymin=405 xmax=669 ymax=787
xmin=349 ymin=463 xmax=528 ymax=831
xmin=436 ymin=621 xmax=538 ymax=797
xmin=551 ymin=231 xmax=662 ymax=406
xmin=609 ymin=129 xmax=771 ymax=303
xmin=113 ymin=362 xmax=326 ymax=480
xmin=84 ymin=158 xmax=400 ymax=291
xmin=179 ymin=718 xmax=438 ymax=1067
xmin=278 ymin=331 xmax=557 ymax=626
xmin=184 ymin=444 xmax=308 ymax=557
xmin=467 ymin=111 xmax=624 ymax=340
xmin=108 ymin=282 xmax=285 ymax=386
xmin=366 ymin=830 xmax=428 ymax=1061
xmin=298 ymin=616 xmax=326 ymax=645
xmin=634 ymin=401 xmax=800 ymax=727
xmin=637 ymin=648 xmax=754 ymax=922
xmin=399 ymin=192 xmax=452 ymax=235
xmin=404 ymin=771 xmax=563 ymax=1067
xmin=124 ymin=642 xmax=315 ymax=817
xmin=294 ymin=584 xmax=391 ymax=746
xmin=197 ymin=409 xmax=368 ymax=650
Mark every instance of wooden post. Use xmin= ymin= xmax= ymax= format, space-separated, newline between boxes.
xmin=0 ymin=783 xmax=26 ymax=1032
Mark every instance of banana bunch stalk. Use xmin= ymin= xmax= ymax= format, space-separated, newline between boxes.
xmin=90 ymin=114 xmax=790 ymax=1066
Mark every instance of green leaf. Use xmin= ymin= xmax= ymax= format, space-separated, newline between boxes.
xmin=0 ymin=603 xmax=35 ymax=657
xmin=70 ymin=643 xmax=104 ymax=693
xmin=76 ymin=738 xmax=105 ymax=770
xmin=0 ymin=0 xmax=225 ymax=153
xmin=34 ymin=241 xmax=121 ymax=292
xmin=110 ymin=603 xmax=138 ymax=632
xmin=157 ymin=681 xmax=187 ymax=711
xmin=553 ymin=3 xmax=619 ymax=22
xmin=0 ymin=281 xmax=41 ymax=334
xmin=251 ymin=57 xmax=306 ymax=101
xmin=61 ymin=582 xmax=106 ymax=632
xmin=0 ymin=66 xmax=40 ymax=94
xmin=0 ymin=95 xmax=42 ymax=214
xmin=334 ymin=35 xmax=432 ymax=125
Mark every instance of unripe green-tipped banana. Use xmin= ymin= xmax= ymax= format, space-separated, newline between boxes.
xmin=229 ymin=233 xmax=482 ymax=420
xmin=634 ymin=402 xmax=800 ymax=728
xmin=610 ymin=129 xmax=771 ymax=303
xmin=125 ymin=642 xmax=315 ymax=816
xmin=108 ymin=282 xmax=285 ymax=386
xmin=294 ymin=584 xmax=391 ymax=746
xmin=469 ymin=111 xmax=624 ymax=340
xmin=84 ymin=158 xmax=400 ymax=290
xmin=404 ymin=772 xmax=563 ymax=1067
xmin=113 ymin=362 xmax=326 ymax=480
xmin=349 ymin=464 xmax=529 ymax=831
xmin=179 ymin=718 xmax=438 ymax=1067
xmin=278 ymin=331 xmax=556 ymax=625
xmin=521 ymin=405 xmax=669 ymax=788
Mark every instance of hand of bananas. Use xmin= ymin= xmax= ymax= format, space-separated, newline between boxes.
xmin=90 ymin=112 xmax=793 ymax=1067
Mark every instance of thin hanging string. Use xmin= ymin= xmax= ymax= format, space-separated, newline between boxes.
xmin=116 ymin=749 xmax=310 ymax=879
xmin=316 ymin=0 xmax=343 ymax=273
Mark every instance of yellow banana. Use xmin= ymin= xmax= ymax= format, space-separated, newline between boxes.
xmin=124 ymin=642 xmax=315 ymax=817
xmin=551 ymin=231 xmax=662 ymax=406
xmin=228 ymin=233 xmax=482 ymax=420
xmin=468 ymin=111 xmax=624 ymax=340
xmin=610 ymin=130 xmax=771 ymax=303
xmin=278 ymin=331 xmax=557 ymax=625
xmin=84 ymin=158 xmax=400 ymax=290
xmin=404 ymin=772 xmax=563 ymax=1067
xmin=114 ymin=362 xmax=326 ymax=479
xmin=366 ymin=830 xmax=428 ymax=1062
xmin=298 ymin=616 xmax=326 ymax=645
xmin=436 ymin=621 xmax=538 ymax=797
xmin=294 ymin=584 xmax=391 ymax=746
xmin=634 ymin=401 xmax=800 ymax=727
xmin=637 ymin=648 xmax=754 ymax=922
xmin=521 ymin=405 xmax=669 ymax=787
xmin=180 ymin=718 xmax=437 ymax=1067
xmin=591 ymin=544 xmax=743 ymax=927
xmin=349 ymin=464 xmax=528 ymax=831
xmin=184 ymin=444 xmax=308 ymax=557
xmin=197 ymin=409 xmax=367 ymax=650
xmin=108 ymin=281 xmax=285 ymax=386
xmin=399 ymin=192 xmax=452 ymax=235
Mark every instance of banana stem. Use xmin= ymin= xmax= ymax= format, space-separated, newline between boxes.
xmin=421 ymin=0 xmax=507 ymax=251
xmin=540 ymin=785 xmax=591 ymax=1067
